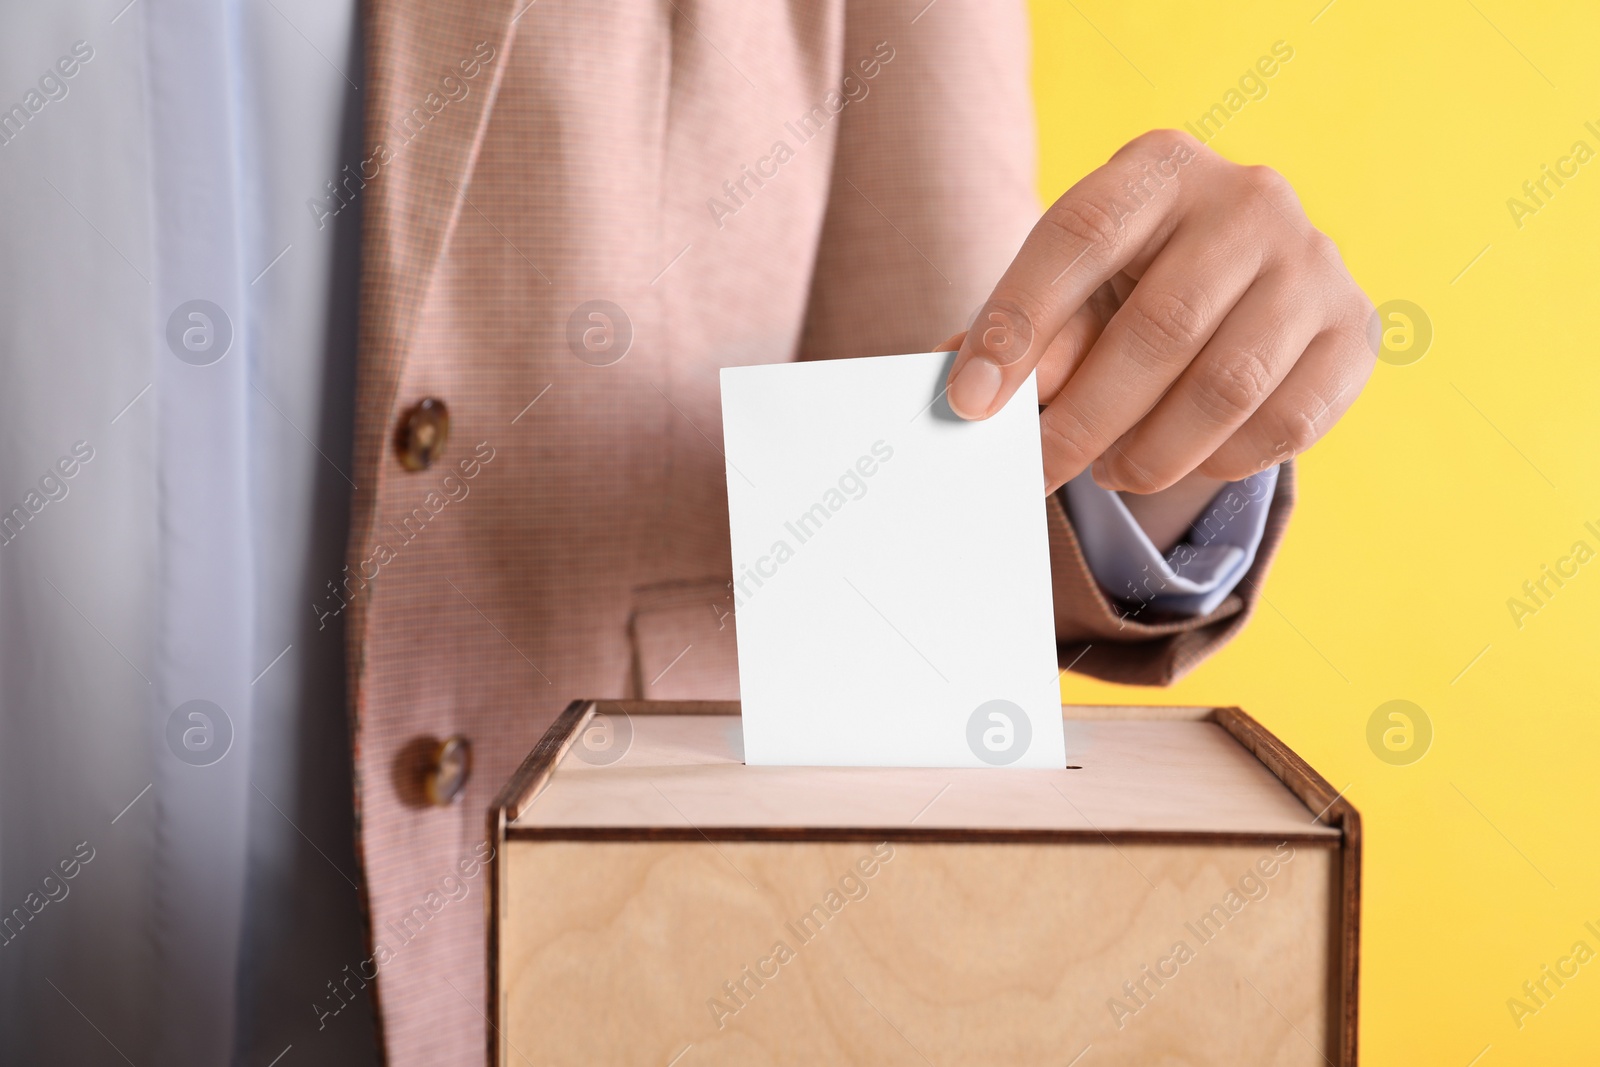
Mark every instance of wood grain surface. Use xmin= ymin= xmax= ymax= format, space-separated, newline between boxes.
xmin=501 ymin=839 xmax=1335 ymax=1065
xmin=512 ymin=714 xmax=1340 ymax=840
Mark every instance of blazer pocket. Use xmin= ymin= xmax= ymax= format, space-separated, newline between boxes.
xmin=627 ymin=578 xmax=740 ymax=701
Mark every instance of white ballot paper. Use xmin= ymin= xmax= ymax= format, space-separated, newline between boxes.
xmin=720 ymin=351 xmax=1066 ymax=768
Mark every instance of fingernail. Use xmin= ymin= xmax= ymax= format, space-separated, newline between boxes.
xmin=947 ymin=358 xmax=1003 ymax=419
xmin=1090 ymin=459 xmax=1114 ymax=488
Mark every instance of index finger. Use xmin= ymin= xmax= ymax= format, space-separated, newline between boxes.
xmin=945 ymin=131 xmax=1203 ymax=420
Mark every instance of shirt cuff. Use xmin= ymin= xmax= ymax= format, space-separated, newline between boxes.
xmin=1061 ymin=466 xmax=1280 ymax=617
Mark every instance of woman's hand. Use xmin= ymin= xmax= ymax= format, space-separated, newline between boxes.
xmin=945 ymin=130 xmax=1376 ymax=496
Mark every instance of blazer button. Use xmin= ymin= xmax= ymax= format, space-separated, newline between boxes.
xmin=423 ymin=735 xmax=472 ymax=806
xmin=396 ymin=398 xmax=449 ymax=471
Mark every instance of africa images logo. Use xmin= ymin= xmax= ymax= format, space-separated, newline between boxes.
xmin=165 ymin=700 xmax=233 ymax=767
xmin=966 ymin=699 xmax=1032 ymax=766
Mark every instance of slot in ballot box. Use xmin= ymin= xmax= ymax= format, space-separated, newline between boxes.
xmin=489 ymin=701 xmax=1360 ymax=1066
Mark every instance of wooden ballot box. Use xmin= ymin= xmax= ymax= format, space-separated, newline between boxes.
xmin=489 ymin=701 xmax=1360 ymax=1066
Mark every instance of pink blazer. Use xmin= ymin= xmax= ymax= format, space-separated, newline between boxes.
xmin=349 ymin=1 xmax=1294 ymax=1061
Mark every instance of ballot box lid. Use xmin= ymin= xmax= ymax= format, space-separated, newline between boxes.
xmin=499 ymin=701 xmax=1350 ymax=845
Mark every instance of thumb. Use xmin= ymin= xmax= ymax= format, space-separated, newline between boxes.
xmin=943 ymin=304 xmax=1038 ymax=420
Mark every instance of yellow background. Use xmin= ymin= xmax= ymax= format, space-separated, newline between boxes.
xmin=1033 ymin=2 xmax=1600 ymax=1062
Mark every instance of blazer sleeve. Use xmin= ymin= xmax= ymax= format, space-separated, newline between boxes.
xmin=1047 ymin=462 xmax=1296 ymax=685
xmin=799 ymin=0 xmax=1294 ymax=687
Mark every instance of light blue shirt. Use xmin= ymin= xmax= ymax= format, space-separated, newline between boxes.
xmin=141 ymin=0 xmax=374 ymax=1063
xmin=1064 ymin=465 xmax=1279 ymax=618
xmin=10 ymin=2 xmax=1268 ymax=1062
